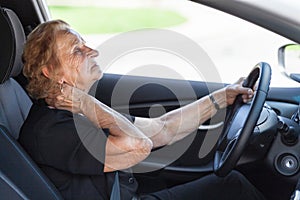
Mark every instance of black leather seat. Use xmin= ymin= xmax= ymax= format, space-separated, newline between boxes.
xmin=0 ymin=161 xmax=29 ymax=199
xmin=0 ymin=7 xmax=63 ymax=200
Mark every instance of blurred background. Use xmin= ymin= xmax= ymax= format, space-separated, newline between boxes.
xmin=45 ymin=0 xmax=296 ymax=86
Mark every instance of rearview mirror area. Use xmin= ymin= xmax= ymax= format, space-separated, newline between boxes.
xmin=278 ymin=44 xmax=300 ymax=83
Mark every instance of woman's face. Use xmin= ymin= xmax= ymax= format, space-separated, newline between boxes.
xmin=55 ymin=29 xmax=102 ymax=91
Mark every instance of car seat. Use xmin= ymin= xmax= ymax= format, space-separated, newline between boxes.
xmin=0 ymin=7 xmax=63 ymax=200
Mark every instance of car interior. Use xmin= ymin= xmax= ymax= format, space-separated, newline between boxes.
xmin=1 ymin=0 xmax=300 ymax=200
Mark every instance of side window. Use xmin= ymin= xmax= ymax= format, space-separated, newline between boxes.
xmin=47 ymin=0 xmax=295 ymax=86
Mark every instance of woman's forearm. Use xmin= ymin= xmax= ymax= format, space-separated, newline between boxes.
xmin=134 ymin=91 xmax=223 ymax=148
xmin=159 ymin=94 xmax=219 ymax=144
xmin=80 ymin=94 xmax=153 ymax=171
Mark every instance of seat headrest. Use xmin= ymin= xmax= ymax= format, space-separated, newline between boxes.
xmin=0 ymin=8 xmax=25 ymax=84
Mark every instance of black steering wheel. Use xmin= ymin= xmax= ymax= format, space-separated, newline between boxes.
xmin=214 ymin=62 xmax=271 ymax=177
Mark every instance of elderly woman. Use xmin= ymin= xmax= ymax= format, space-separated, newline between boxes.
xmin=19 ymin=20 xmax=265 ymax=200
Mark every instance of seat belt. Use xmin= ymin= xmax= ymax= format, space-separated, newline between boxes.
xmin=110 ymin=171 xmax=121 ymax=200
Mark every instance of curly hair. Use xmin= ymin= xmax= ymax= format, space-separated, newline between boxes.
xmin=22 ymin=19 xmax=71 ymax=99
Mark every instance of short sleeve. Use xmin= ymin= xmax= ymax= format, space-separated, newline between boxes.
xmin=33 ymin=108 xmax=107 ymax=175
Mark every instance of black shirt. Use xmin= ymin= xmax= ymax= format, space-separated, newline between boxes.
xmin=19 ymin=101 xmax=138 ymax=200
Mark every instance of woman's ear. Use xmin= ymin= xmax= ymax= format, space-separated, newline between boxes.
xmin=41 ymin=66 xmax=51 ymax=78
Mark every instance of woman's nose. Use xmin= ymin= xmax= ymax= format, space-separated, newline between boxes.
xmin=90 ymin=48 xmax=99 ymax=58
xmin=86 ymin=47 xmax=99 ymax=58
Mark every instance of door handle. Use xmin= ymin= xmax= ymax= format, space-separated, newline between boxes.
xmin=198 ymin=122 xmax=224 ymax=130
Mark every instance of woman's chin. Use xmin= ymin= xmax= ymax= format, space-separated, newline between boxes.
xmin=92 ymin=67 xmax=103 ymax=80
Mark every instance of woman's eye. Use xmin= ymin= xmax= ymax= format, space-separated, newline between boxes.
xmin=73 ymin=47 xmax=83 ymax=55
